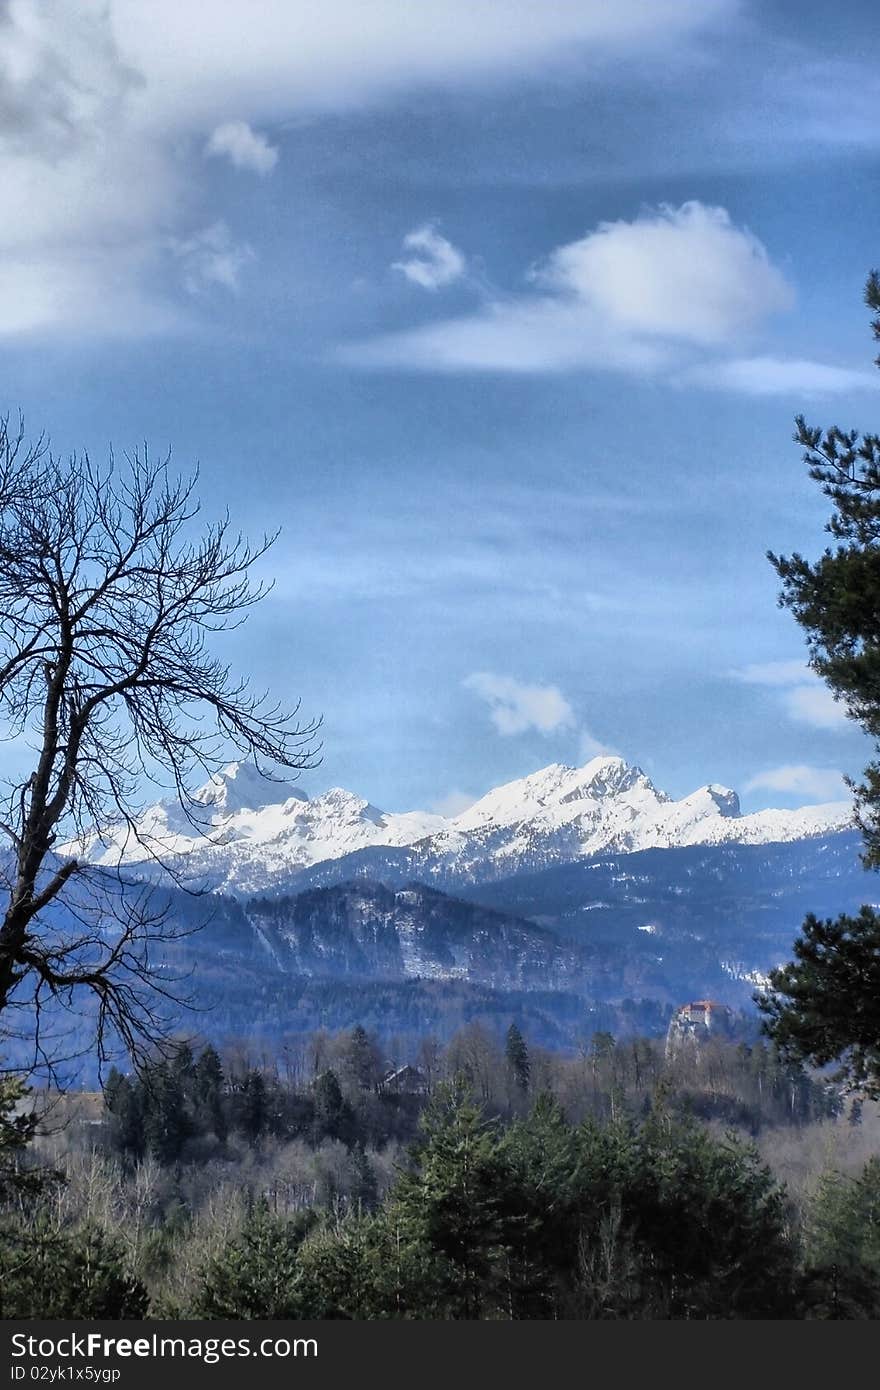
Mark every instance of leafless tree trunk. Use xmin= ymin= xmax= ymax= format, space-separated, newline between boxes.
xmin=0 ymin=415 xmax=319 ymax=1073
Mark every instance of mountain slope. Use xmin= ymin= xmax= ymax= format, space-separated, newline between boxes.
xmin=244 ymin=881 xmax=590 ymax=991
xmin=242 ymin=832 xmax=873 ymax=1009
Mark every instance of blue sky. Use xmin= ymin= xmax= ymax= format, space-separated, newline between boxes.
xmin=2 ymin=0 xmax=879 ymax=815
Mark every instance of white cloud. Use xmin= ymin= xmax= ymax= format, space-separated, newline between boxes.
xmin=734 ymin=660 xmax=850 ymax=730
xmin=205 ymin=120 xmax=278 ymax=175
xmin=0 ymin=1 xmax=735 ymax=339
xmin=785 ymin=683 xmax=850 ymax=731
xmin=393 ymin=225 xmax=466 ymax=291
xmin=745 ymin=764 xmax=849 ymax=803
xmin=0 ymin=250 xmax=174 ymax=338
xmin=0 ymin=0 xmax=136 ymax=159
xmin=687 ymin=356 xmax=880 ymax=396
xmin=578 ymin=728 xmax=619 ymax=762
xmin=0 ymin=1 xmax=180 ymax=338
xmin=535 ymin=202 xmax=792 ymax=345
xmin=340 ymin=296 xmax=668 ymax=374
xmin=341 ymin=202 xmax=793 ymax=373
xmin=735 ymin=660 xmax=812 ymax=688
xmin=109 ymin=2 xmax=734 ymax=128
xmin=168 ymin=222 xmax=255 ymax=295
xmin=464 ymin=672 xmax=575 ymax=736
xmin=430 ymin=789 xmax=476 ymax=818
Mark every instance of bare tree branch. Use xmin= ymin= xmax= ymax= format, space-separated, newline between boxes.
xmin=0 ymin=417 xmax=321 ymax=1077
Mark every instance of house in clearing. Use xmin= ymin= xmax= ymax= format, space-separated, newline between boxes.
xmin=379 ymin=1064 xmax=428 ymax=1097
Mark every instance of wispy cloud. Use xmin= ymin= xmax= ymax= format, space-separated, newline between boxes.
xmin=745 ymin=763 xmax=849 ymax=802
xmin=578 ymin=728 xmax=619 ymax=762
xmin=341 ymin=202 xmax=794 ymax=375
xmin=686 ymin=356 xmax=879 ymax=396
xmin=734 ymin=660 xmax=850 ymax=731
xmin=464 ymin=672 xmax=575 ymax=736
xmin=110 ymin=2 xmax=735 ymax=124
xmin=167 ymin=222 xmax=255 ymax=295
xmin=429 ymin=789 xmax=476 ymax=817
xmin=735 ymin=660 xmax=810 ymax=688
xmin=205 ymin=120 xmax=278 ymax=175
xmin=0 ymin=0 xmax=734 ymax=339
xmin=393 ymin=224 xmax=466 ymax=291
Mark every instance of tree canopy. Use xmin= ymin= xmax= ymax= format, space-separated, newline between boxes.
xmin=761 ymin=272 xmax=880 ymax=1091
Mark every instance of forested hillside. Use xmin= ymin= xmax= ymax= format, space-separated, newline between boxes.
xmin=3 ymin=1024 xmax=878 ymax=1319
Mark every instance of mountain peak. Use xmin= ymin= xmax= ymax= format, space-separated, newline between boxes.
xmin=671 ymin=783 xmax=741 ymax=819
xmin=312 ymin=787 xmax=387 ymax=826
xmin=451 ymin=754 xmax=662 ymax=832
xmin=194 ymin=761 xmax=308 ymax=817
xmin=567 ymin=754 xmax=656 ymax=800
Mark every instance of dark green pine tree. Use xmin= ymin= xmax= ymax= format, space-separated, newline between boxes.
xmin=104 ymin=1068 xmax=145 ymax=1158
xmin=761 ymin=271 xmax=880 ymax=1092
xmin=170 ymin=1040 xmax=195 ymax=1084
xmin=349 ymin=1143 xmax=378 ymax=1213
xmin=0 ymin=1074 xmax=41 ymax=1201
xmin=142 ymin=1062 xmax=190 ymax=1164
xmin=627 ymin=1113 xmax=797 ymax=1319
xmin=801 ymin=1157 xmax=880 ymax=1317
xmin=759 ymin=907 xmax=880 ymax=1096
xmin=505 ymin=1023 xmax=530 ymax=1094
xmin=294 ymin=1216 xmax=382 ymax=1318
xmin=194 ymin=1045 xmax=228 ymax=1142
xmin=195 ymin=1203 xmax=314 ymax=1319
xmin=237 ymin=1070 xmax=268 ymax=1143
xmin=312 ymin=1068 xmax=351 ymax=1144
xmin=295 ymin=1209 xmax=448 ymax=1320
xmin=393 ymin=1081 xmax=510 ymax=1318
xmin=499 ymin=1094 xmax=580 ymax=1316
xmin=0 ymin=1221 xmax=147 ymax=1319
xmin=340 ymin=1024 xmax=381 ymax=1092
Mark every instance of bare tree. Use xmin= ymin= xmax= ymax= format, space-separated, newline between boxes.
xmin=0 ymin=416 xmax=319 ymax=1072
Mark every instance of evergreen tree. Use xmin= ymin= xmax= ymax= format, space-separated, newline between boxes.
xmin=194 ymin=1045 xmax=228 ymax=1142
xmin=296 ymin=1210 xmax=447 ymax=1319
xmin=621 ymin=1112 xmax=797 ymax=1318
xmin=295 ymin=1217 xmax=380 ymax=1318
xmin=0 ymin=1220 xmax=147 ymax=1319
xmin=500 ymin=1094 xmax=579 ymax=1316
xmin=762 ymin=273 xmax=880 ymax=1089
xmin=768 ymin=273 xmax=880 ymax=863
xmin=801 ymin=1158 xmax=880 ymax=1317
xmin=312 ymin=1069 xmax=351 ymax=1144
xmin=759 ymin=907 xmax=880 ymax=1096
xmin=0 ymin=1074 xmax=41 ymax=1200
xmin=590 ymin=1031 xmax=616 ymax=1058
xmin=339 ymin=1025 xmax=381 ymax=1093
xmin=195 ymin=1203 xmax=314 ymax=1319
xmin=142 ymin=1062 xmax=190 ymax=1164
xmin=104 ymin=1069 xmax=146 ymax=1158
xmin=348 ymin=1143 xmax=378 ymax=1213
xmin=393 ymin=1081 xmax=510 ymax=1317
xmin=505 ymin=1023 xmax=530 ymax=1094
xmin=236 ymin=1070 xmax=268 ymax=1143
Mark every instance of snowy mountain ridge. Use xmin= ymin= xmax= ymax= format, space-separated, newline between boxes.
xmin=76 ymin=753 xmax=853 ymax=897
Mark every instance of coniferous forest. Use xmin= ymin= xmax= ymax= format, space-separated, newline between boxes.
xmin=2 ymin=1025 xmax=879 ymax=1320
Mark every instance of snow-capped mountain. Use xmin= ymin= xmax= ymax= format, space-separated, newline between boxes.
xmin=77 ymin=754 xmax=853 ymax=897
